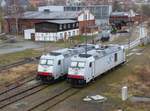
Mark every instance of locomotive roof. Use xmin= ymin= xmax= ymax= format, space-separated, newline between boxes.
xmin=50 ymin=48 xmax=69 ymax=56
xmin=49 ymin=47 xmax=85 ymax=57
xmin=93 ymin=45 xmax=122 ymax=59
xmin=49 ymin=44 xmax=99 ymax=57
xmin=72 ymin=45 xmax=123 ymax=60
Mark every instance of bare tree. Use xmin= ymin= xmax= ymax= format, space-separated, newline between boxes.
xmin=6 ymin=0 xmax=23 ymax=35
xmin=0 ymin=7 xmax=3 ymax=33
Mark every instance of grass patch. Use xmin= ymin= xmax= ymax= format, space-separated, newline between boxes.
xmin=0 ymin=49 xmax=42 ymax=66
xmin=48 ymin=35 xmax=96 ymax=48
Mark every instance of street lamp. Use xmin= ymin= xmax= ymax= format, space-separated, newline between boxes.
xmin=128 ymin=10 xmax=132 ymax=49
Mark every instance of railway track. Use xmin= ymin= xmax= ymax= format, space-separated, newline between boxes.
xmin=0 ymin=71 xmax=37 ymax=95
xmin=0 ymin=81 xmax=80 ymax=111
xmin=27 ymin=87 xmax=80 ymax=111
xmin=0 ymin=78 xmax=47 ymax=109
xmin=0 ymin=57 xmax=39 ymax=71
xmin=0 ymin=57 xmax=38 ymax=95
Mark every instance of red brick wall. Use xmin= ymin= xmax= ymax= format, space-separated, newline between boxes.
xmin=29 ymin=0 xmax=46 ymax=7
xmin=79 ymin=20 xmax=96 ymax=34
xmin=4 ymin=19 xmax=45 ymax=34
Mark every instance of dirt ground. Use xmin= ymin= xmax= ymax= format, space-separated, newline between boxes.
xmin=0 ymin=63 xmax=37 ymax=87
xmin=48 ymin=45 xmax=150 ymax=111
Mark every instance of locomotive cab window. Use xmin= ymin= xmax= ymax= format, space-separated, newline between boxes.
xmin=89 ymin=62 xmax=92 ymax=67
xmin=40 ymin=59 xmax=47 ymax=65
xmin=78 ymin=62 xmax=85 ymax=68
xmin=71 ymin=61 xmax=77 ymax=67
xmin=114 ymin=53 xmax=118 ymax=62
xmin=47 ymin=59 xmax=53 ymax=66
xmin=58 ymin=60 xmax=61 ymax=65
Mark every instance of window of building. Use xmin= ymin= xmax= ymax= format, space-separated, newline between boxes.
xmin=76 ymin=23 xmax=79 ymax=27
xmin=73 ymin=31 xmax=75 ymax=36
xmin=68 ymin=24 xmax=71 ymax=28
xmin=72 ymin=23 xmax=75 ymax=28
xmin=84 ymin=14 xmax=88 ymax=20
xmin=68 ymin=32 xmax=71 ymax=37
xmin=60 ymin=33 xmax=63 ymax=39
xmin=63 ymin=24 xmax=66 ymax=29
xmin=59 ymin=24 xmax=62 ymax=30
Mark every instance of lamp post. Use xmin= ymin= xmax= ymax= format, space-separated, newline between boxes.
xmin=128 ymin=10 xmax=132 ymax=49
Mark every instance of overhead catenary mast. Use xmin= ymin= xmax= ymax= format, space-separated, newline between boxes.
xmin=84 ymin=5 xmax=88 ymax=56
xmin=128 ymin=10 xmax=132 ymax=49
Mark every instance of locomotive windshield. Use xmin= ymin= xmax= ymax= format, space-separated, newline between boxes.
xmin=40 ymin=59 xmax=47 ymax=65
xmin=78 ymin=62 xmax=85 ymax=68
xmin=71 ymin=61 xmax=77 ymax=67
xmin=40 ymin=59 xmax=54 ymax=66
xmin=71 ymin=61 xmax=85 ymax=68
xmin=47 ymin=59 xmax=54 ymax=65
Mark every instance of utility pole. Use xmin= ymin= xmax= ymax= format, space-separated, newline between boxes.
xmin=44 ymin=35 xmax=46 ymax=55
xmin=128 ymin=10 xmax=132 ymax=49
xmin=84 ymin=8 xmax=88 ymax=56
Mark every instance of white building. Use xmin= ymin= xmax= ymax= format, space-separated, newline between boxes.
xmin=25 ymin=20 xmax=79 ymax=41
xmin=24 ymin=10 xmax=96 ymax=41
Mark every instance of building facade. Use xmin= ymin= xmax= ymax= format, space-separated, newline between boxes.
xmin=109 ymin=11 xmax=141 ymax=29
xmin=38 ymin=5 xmax=112 ymax=20
xmin=4 ymin=10 xmax=97 ymax=35
xmin=25 ymin=20 xmax=79 ymax=41
xmin=35 ymin=20 xmax=79 ymax=41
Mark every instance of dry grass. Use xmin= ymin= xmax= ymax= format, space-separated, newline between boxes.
xmin=0 ymin=63 xmax=37 ymax=86
xmin=0 ymin=49 xmax=41 ymax=66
